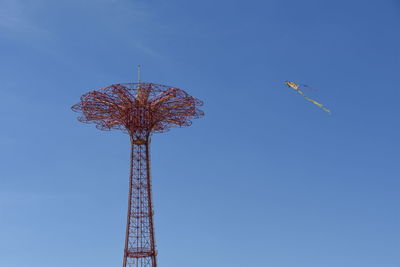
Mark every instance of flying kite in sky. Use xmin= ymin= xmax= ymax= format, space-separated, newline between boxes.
xmin=284 ymin=81 xmax=331 ymax=114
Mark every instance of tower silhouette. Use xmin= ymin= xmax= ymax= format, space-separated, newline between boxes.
xmin=72 ymin=81 xmax=203 ymax=267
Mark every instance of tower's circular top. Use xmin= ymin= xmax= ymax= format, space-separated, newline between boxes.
xmin=72 ymin=83 xmax=204 ymax=135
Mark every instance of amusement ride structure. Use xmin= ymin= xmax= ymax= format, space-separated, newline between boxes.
xmin=72 ymin=68 xmax=204 ymax=267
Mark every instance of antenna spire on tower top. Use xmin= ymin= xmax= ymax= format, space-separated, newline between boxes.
xmin=137 ymin=65 xmax=141 ymax=86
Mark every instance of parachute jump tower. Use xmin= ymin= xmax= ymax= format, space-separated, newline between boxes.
xmin=72 ymin=70 xmax=204 ymax=267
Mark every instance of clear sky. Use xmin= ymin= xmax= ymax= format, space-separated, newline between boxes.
xmin=0 ymin=0 xmax=399 ymax=266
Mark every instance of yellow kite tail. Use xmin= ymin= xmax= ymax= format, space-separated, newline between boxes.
xmin=298 ymin=91 xmax=331 ymax=114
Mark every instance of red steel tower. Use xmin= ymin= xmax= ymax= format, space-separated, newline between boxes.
xmin=72 ymin=81 xmax=204 ymax=267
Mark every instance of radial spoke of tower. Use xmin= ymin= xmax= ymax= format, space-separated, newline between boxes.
xmin=72 ymin=82 xmax=204 ymax=267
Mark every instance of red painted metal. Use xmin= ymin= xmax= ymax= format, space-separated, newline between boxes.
xmin=72 ymin=82 xmax=204 ymax=267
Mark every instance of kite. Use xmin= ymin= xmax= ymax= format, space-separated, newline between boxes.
xmin=284 ymin=81 xmax=331 ymax=114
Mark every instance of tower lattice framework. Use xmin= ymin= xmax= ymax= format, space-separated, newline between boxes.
xmin=72 ymin=82 xmax=204 ymax=267
xmin=125 ymin=132 xmax=156 ymax=267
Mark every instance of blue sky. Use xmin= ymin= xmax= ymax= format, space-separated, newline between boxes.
xmin=0 ymin=0 xmax=399 ymax=266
